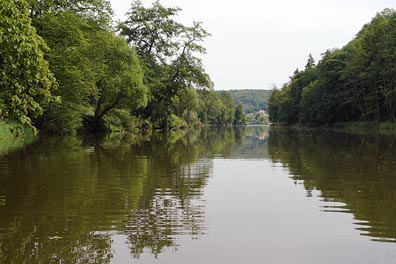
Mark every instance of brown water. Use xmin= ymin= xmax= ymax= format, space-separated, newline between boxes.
xmin=1 ymin=127 xmax=396 ymax=263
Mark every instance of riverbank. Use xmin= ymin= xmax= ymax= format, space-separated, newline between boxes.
xmin=0 ymin=120 xmax=36 ymax=155
xmin=331 ymin=122 xmax=396 ymax=134
xmin=271 ymin=121 xmax=396 ymax=135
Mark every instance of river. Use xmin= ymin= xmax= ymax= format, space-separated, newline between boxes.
xmin=0 ymin=127 xmax=396 ymax=263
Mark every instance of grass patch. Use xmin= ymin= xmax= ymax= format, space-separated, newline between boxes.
xmin=0 ymin=120 xmax=36 ymax=156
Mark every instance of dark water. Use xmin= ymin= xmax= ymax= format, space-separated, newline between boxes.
xmin=1 ymin=127 xmax=396 ymax=263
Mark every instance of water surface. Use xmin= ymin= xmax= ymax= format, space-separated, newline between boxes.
xmin=1 ymin=127 xmax=396 ymax=263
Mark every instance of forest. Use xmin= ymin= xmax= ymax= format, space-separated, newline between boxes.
xmin=218 ymin=89 xmax=271 ymax=113
xmin=0 ymin=0 xmax=246 ymax=135
xmin=217 ymin=89 xmax=271 ymax=125
xmin=269 ymin=9 xmax=396 ymax=127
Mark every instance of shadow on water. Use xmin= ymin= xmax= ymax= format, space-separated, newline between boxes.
xmin=268 ymin=127 xmax=396 ymax=243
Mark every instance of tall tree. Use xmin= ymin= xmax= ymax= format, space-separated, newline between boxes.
xmin=27 ymin=0 xmax=116 ymax=133
xmin=87 ymin=32 xmax=148 ymax=131
xmin=119 ymin=0 xmax=211 ymax=128
xmin=29 ymin=0 xmax=113 ymax=28
xmin=305 ymin=53 xmax=316 ymax=69
xmin=0 ymin=0 xmax=57 ymax=132
xmin=234 ymin=104 xmax=247 ymax=125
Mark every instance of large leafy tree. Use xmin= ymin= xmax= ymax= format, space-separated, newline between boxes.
xmin=87 ymin=32 xmax=148 ymax=131
xmin=29 ymin=0 xmax=113 ymax=28
xmin=31 ymin=10 xmax=94 ymax=133
xmin=0 ymin=0 xmax=57 ymax=132
xmin=27 ymin=0 xmax=117 ymax=133
xmin=119 ymin=0 xmax=211 ymax=128
xmin=28 ymin=0 xmax=149 ymax=133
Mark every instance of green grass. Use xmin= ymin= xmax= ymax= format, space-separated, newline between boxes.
xmin=0 ymin=120 xmax=36 ymax=156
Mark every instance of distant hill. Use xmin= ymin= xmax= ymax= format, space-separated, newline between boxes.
xmin=217 ymin=89 xmax=272 ymax=113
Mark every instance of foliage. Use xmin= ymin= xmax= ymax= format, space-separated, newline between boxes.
xmin=173 ymin=87 xmax=200 ymax=126
xmin=0 ymin=0 xmax=57 ymax=132
xmin=87 ymin=32 xmax=147 ymax=131
xmin=29 ymin=0 xmax=113 ymax=28
xmin=246 ymin=112 xmax=270 ymax=125
xmin=234 ymin=104 xmax=247 ymax=125
xmin=2 ymin=0 xmax=242 ymax=134
xmin=29 ymin=0 xmax=148 ymax=133
xmin=100 ymin=109 xmax=144 ymax=133
xmin=0 ymin=120 xmax=36 ymax=156
xmin=269 ymin=9 xmax=396 ymax=126
xmin=31 ymin=9 xmax=94 ymax=133
xmin=197 ymin=89 xmax=238 ymax=126
xmin=218 ymin=89 xmax=272 ymax=113
xmin=119 ymin=0 xmax=211 ymax=129
xmin=168 ymin=114 xmax=188 ymax=130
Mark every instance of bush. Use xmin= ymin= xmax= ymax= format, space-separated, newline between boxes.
xmin=169 ymin=114 xmax=187 ymax=130
xmin=0 ymin=120 xmax=36 ymax=156
xmin=83 ymin=110 xmax=150 ymax=133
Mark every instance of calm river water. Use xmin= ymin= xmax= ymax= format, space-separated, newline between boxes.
xmin=1 ymin=127 xmax=396 ymax=263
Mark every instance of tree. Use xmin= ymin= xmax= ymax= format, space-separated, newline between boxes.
xmin=119 ymin=0 xmax=181 ymax=61
xmin=234 ymin=104 xmax=247 ymax=125
xmin=269 ymin=9 xmax=396 ymax=126
xmin=305 ymin=53 xmax=316 ymax=69
xmin=28 ymin=0 xmax=149 ymax=133
xmin=173 ymin=87 xmax=199 ymax=125
xmin=29 ymin=0 xmax=113 ymax=28
xmin=27 ymin=0 xmax=115 ymax=133
xmin=87 ymin=32 xmax=148 ymax=131
xmin=0 ymin=0 xmax=57 ymax=132
xmin=218 ymin=91 xmax=235 ymax=125
xmin=32 ymin=9 xmax=95 ymax=133
xmin=268 ymin=86 xmax=292 ymax=124
xmin=119 ymin=0 xmax=211 ymax=128
xmin=197 ymin=89 xmax=223 ymax=125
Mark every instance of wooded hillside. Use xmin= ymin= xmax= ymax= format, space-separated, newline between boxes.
xmin=217 ymin=89 xmax=272 ymax=113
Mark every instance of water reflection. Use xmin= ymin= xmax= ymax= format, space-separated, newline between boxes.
xmin=2 ymin=126 xmax=396 ymax=263
xmin=0 ymin=127 xmax=268 ymax=263
xmin=268 ymin=128 xmax=396 ymax=243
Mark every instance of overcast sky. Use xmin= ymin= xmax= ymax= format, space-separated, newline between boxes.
xmin=109 ymin=0 xmax=395 ymax=90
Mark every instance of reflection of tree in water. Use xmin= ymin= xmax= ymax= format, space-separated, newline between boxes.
xmin=231 ymin=126 xmax=270 ymax=159
xmin=123 ymin=158 xmax=211 ymax=258
xmin=268 ymin=128 xmax=396 ymax=242
xmin=0 ymin=128 xmax=243 ymax=262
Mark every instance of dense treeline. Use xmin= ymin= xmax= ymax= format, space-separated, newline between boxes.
xmin=0 ymin=0 xmax=245 ymax=134
xmin=218 ymin=89 xmax=272 ymax=113
xmin=269 ymin=9 xmax=396 ymax=126
xmin=219 ymin=89 xmax=271 ymax=125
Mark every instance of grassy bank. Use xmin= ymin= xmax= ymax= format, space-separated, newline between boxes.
xmin=0 ymin=120 xmax=36 ymax=156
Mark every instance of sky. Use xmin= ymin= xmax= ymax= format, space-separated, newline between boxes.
xmin=109 ymin=0 xmax=395 ymax=90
